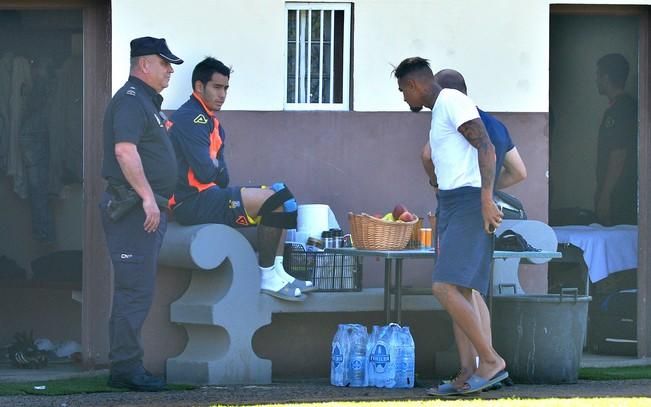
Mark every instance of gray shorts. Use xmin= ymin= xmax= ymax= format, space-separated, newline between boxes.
xmin=433 ymin=187 xmax=492 ymax=296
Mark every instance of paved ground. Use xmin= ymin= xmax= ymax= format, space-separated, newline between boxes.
xmin=2 ymin=378 xmax=651 ymax=407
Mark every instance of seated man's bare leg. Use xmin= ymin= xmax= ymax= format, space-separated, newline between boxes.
xmin=432 ymin=282 xmax=505 ymax=387
xmin=240 ymin=187 xmax=288 ymax=267
xmin=241 ymin=187 xmax=313 ymax=299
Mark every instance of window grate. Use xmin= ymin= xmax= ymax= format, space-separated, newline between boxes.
xmin=285 ymin=3 xmax=350 ymax=110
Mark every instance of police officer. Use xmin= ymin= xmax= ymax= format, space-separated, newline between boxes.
xmin=100 ymin=36 xmax=183 ymax=391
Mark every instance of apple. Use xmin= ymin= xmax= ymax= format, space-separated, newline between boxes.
xmin=372 ymin=213 xmax=383 ymax=219
xmin=399 ymin=211 xmax=416 ymax=222
xmin=392 ymin=204 xmax=408 ymax=220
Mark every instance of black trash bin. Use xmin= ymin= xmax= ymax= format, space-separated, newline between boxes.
xmin=492 ymin=288 xmax=591 ymax=384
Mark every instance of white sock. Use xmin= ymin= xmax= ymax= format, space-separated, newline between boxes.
xmin=274 ymin=256 xmax=296 ymax=283
xmin=260 ymin=265 xmax=288 ymax=291
xmin=275 ymin=256 xmax=313 ymax=286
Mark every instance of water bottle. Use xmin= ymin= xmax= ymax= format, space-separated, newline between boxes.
xmin=348 ymin=325 xmax=368 ymax=387
xmin=330 ymin=324 xmax=348 ymax=386
xmin=395 ymin=326 xmax=415 ymax=388
xmin=406 ymin=327 xmax=416 ymax=387
xmin=366 ymin=325 xmax=379 ymax=387
xmin=368 ymin=325 xmax=392 ymax=388
xmin=383 ymin=324 xmax=399 ymax=388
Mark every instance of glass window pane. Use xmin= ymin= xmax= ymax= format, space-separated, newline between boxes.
xmin=299 ymin=10 xmax=308 ymax=39
xmin=333 ymin=10 xmax=344 ymax=104
xmin=311 ymin=9 xmax=320 ymax=41
xmin=287 ymin=41 xmax=296 ymax=77
xmin=298 ymin=10 xmax=308 ymax=103
xmin=285 ymin=5 xmax=348 ymax=107
xmin=322 ymin=43 xmax=331 ymax=78
xmin=310 ymin=43 xmax=321 ymax=76
xmin=287 ymin=9 xmax=296 ymax=42
xmin=310 ymin=77 xmax=319 ymax=103
xmin=287 ymin=41 xmax=296 ymax=103
xmin=287 ymin=75 xmax=296 ymax=103
xmin=322 ymin=77 xmax=330 ymax=103
xmin=323 ymin=10 xmax=331 ymax=43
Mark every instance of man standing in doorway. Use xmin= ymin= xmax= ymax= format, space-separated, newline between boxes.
xmin=100 ymin=36 xmax=183 ymax=391
xmin=394 ymin=57 xmax=507 ymax=396
xmin=595 ymin=53 xmax=638 ymax=226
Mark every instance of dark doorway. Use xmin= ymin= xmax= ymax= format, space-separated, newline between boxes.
xmin=549 ymin=5 xmax=650 ymax=358
xmin=0 ymin=0 xmax=111 ymax=376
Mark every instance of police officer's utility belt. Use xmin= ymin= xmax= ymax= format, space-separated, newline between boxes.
xmin=106 ymin=180 xmax=169 ymax=222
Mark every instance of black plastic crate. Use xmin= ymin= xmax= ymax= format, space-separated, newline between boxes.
xmin=283 ymin=243 xmax=362 ymax=292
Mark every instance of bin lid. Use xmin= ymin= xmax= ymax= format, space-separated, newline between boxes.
xmin=494 ymin=294 xmax=591 ymax=303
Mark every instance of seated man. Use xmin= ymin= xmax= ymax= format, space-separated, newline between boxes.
xmin=168 ymin=57 xmax=313 ymax=301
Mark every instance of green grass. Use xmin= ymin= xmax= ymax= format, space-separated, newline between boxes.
xmin=0 ymin=366 xmax=650 ymax=398
xmin=579 ymin=365 xmax=651 ymax=381
xmin=208 ymin=400 xmax=651 ymax=407
xmin=0 ymin=375 xmax=195 ymax=396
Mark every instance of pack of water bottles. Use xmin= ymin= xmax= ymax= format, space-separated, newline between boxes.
xmin=330 ymin=323 xmax=415 ymax=388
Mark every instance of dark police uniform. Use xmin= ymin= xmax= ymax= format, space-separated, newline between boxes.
xmin=596 ymin=93 xmax=638 ymax=225
xmin=100 ymin=75 xmax=177 ymax=377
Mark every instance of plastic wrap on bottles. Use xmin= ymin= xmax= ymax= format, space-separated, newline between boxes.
xmin=347 ymin=324 xmax=368 ymax=387
xmin=365 ymin=325 xmax=380 ymax=387
xmin=334 ymin=323 xmax=415 ymax=388
xmin=330 ymin=324 xmax=348 ymax=386
xmin=368 ymin=324 xmax=397 ymax=388
xmin=394 ymin=326 xmax=415 ymax=388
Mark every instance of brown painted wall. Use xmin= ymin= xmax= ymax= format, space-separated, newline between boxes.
xmin=143 ymin=110 xmax=550 ymax=378
xmin=217 ymin=110 xmax=547 ymax=288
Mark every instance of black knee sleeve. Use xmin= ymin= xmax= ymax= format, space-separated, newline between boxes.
xmin=258 ymin=184 xmax=298 ymax=229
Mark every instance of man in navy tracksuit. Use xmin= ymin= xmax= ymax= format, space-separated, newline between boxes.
xmin=168 ymin=57 xmax=313 ymax=302
xmin=101 ymin=37 xmax=183 ymax=391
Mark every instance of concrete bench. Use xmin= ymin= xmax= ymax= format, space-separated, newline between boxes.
xmin=158 ymin=222 xmax=442 ymax=385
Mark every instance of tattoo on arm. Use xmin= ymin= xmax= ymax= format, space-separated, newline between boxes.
xmin=458 ymin=118 xmax=496 ymax=191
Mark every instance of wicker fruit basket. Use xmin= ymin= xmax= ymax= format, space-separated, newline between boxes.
xmin=348 ymin=212 xmax=419 ymax=250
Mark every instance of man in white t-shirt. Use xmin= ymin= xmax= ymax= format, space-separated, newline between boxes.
xmin=394 ymin=57 xmax=506 ymax=396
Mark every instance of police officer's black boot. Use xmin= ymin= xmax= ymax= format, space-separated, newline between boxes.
xmin=107 ymin=368 xmax=166 ymax=392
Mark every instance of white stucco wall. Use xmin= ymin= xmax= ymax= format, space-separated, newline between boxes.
xmin=111 ymin=0 xmax=286 ymax=111
xmin=354 ymin=0 xmax=549 ymax=112
xmin=111 ymin=0 xmax=649 ymax=112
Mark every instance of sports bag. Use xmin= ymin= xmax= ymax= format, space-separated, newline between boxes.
xmin=494 ymin=190 xmax=526 ymax=220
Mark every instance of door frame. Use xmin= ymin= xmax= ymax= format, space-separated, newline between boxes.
xmin=0 ymin=0 xmax=112 ymax=367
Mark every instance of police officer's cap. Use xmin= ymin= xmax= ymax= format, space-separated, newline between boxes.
xmin=130 ymin=36 xmax=183 ymax=65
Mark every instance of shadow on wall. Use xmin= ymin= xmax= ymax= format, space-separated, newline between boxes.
xmin=252 ymin=311 xmax=453 ymax=380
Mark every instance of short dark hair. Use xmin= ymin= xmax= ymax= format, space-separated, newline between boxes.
xmin=434 ymin=69 xmax=467 ymax=94
xmin=393 ymin=57 xmax=433 ymax=80
xmin=597 ymin=53 xmax=629 ymax=88
xmin=192 ymin=57 xmax=231 ymax=88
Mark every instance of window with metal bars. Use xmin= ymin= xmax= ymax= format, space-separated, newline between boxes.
xmin=285 ymin=3 xmax=351 ymax=110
